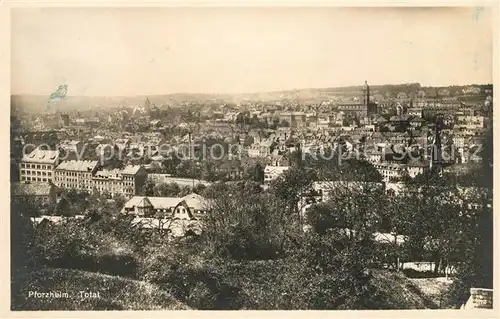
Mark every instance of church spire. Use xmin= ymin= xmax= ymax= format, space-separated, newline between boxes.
xmin=363 ymin=80 xmax=370 ymax=107
xmin=429 ymin=115 xmax=444 ymax=176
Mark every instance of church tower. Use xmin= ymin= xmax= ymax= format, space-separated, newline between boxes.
xmin=144 ymin=97 xmax=151 ymax=111
xmin=362 ymin=80 xmax=370 ymax=107
xmin=429 ymin=115 xmax=444 ymax=176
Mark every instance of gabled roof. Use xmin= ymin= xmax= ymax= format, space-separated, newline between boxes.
xmin=136 ymin=196 xmax=153 ymax=208
xmin=181 ymin=193 xmax=207 ymax=211
xmin=121 ymin=165 xmax=143 ymax=175
xmin=124 ymin=196 xmax=184 ymax=210
xmin=11 ymin=182 xmax=54 ymax=196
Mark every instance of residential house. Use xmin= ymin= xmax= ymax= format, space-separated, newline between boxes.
xmin=409 ymin=117 xmax=424 ymax=129
xmin=264 ymin=165 xmax=290 ymax=185
xmin=122 ymin=196 xmax=193 ymax=219
xmin=311 ymin=181 xmax=384 ymax=202
xmin=373 ymin=162 xmax=407 ymax=183
xmin=247 ymin=139 xmax=274 ymax=158
xmin=93 ymin=165 xmax=147 ymax=198
xmin=122 ymin=193 xmax=208 ymax=219
xmin=407 ymin=107 xmax=423 ymax=117
xmin=181 ymin=193 xmax=209 ymax=218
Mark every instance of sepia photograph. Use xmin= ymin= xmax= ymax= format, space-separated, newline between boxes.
xmin=8 ymin=4 xmax=494 ymax=312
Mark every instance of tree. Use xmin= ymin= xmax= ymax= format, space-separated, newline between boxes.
xmin=269 ymin=167 xmax=316 ymax=225
xmin=377 ymin=192 xmax=412 ymax=269
xmin=162 ymin=156 xmax=182 ymax=174
xmin=154 ymin=182 xmax=181 ymax=197
xmin=444 ymin=126 xmax=493 ymax=307
xmin=11 ymin=196 xmax=46 ymax=218
xmin=296 ymin=181 xmax=382 ymax=309
xmin=11 ymin=197 xmax=40 ymax=276
xmin=392 ymin=170 xmax=493 ymax=281
xmin=114 ymin=194 xmax=128 ymax=211
xmin=84 ymin=192 xmax=120 ymax=225
xmin=306 ymin=182 xmax=384 ymax=239
xmin=193 ymin=183 xmax=207 ymax=194
xmin=141 ymin=179 xmax=155 ymax=196
xmin=244 ymin=163 xmax=264 ymax=183
xmin=201 ymin=182 xmax=292 ymax=260
xmin=306 ymin=148 xmax=382 ymax=183
xmin=62 ymin=189 xmax=91 ymax=215
xmin=178 ymin=185 xmax=193 ymax=197
xmin=395 ymin=173 xmax=458 ymax=273
xmin=292 ymin=230 xmax=377 ymax=309
xmin=279 ymin=120 xmax=290 ymax=128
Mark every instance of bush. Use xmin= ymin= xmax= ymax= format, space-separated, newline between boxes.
xmin=32 ymin=219 xmax=140 ymax=278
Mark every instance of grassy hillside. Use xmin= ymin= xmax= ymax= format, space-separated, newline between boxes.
xmin=11 ymin=268 xmax=190 ymax=311
xmin=370 ymin=270 xmax=443 ymax=309
xmin=11 ymin=266 xmax=444 ymax=310
xmin=408 ymin=277 xmax=453 ymax=308
xmin=150 ymin=257 xmax=444 ymax=310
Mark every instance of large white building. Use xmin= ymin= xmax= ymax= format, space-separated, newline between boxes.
xmin=53 ymin=160 xmax=99 ymax=192
xmin=373 ymin=161 xmax=428 ymax=183
xmin=311 ymin=181 xmax=384 ymax=202
xmin=19 ymin=147 xmax=60 ymax=183
xmin=53 ymin=160 xmax=148 ymax=198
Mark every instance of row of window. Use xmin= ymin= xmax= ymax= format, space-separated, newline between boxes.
xmin=56 ymin=183 xmax=134 ymax=194
xmin=21 ymin=170 xmax=52 ymax=177
xmin=378 ymin=170 xmax=400 ymax=177
xmin=264 ymin=174 xmax=276 ymax=180
xmin=55 ymin=171 xmax=93 ymax=177
xmin=21 ymin=163 xmax=53 ymax=170
xmin=53 ymin=176 xmax=134 ymax=185
xmin=21 ymin=176 xmax=51 ymax=182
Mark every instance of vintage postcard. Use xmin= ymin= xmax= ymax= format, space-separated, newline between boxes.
xmin=3 ymin=1 xmax=497 ymax=316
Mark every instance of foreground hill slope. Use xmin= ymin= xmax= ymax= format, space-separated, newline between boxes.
xmin=11 ymin=264 xmax=446 ymax=310
xmin=12 ymin=267 xmax=190 ymax=310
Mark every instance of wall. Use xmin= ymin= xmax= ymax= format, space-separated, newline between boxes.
xmin=462 ymin=288 xmax=493 ymax=309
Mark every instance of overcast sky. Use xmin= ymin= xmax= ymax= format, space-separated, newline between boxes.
xmin=11 ymin=7 xmax=493 ymax=96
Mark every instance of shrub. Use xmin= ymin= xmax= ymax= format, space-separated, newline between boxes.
xmin=31 ymin=219 xmax=140 ymax=278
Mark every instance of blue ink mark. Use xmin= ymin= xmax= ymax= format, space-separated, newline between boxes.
xmin=474 ymin=7 xmax=484 ymax=22
xmin=48 ymin=84 xmax=68 ymax=103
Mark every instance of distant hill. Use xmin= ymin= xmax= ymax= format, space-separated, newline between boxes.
xmin=11 ymin=82 xmax=492 ymax=114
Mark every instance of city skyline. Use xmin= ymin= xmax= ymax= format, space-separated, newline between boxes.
xmin=11 ymin=7 xmax=493 ymax=96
